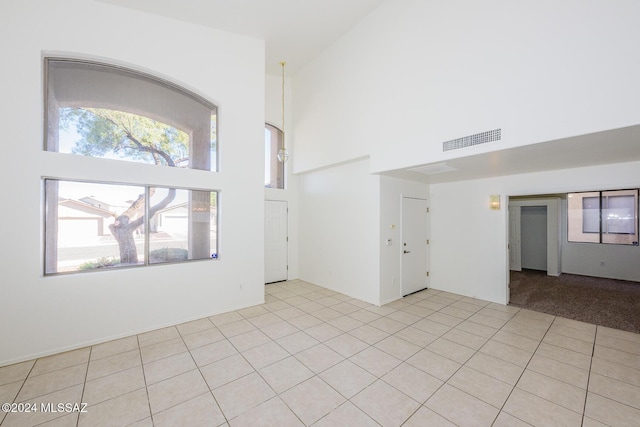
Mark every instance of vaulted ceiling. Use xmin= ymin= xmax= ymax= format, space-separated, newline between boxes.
xmin=96 ymin=0 xmax=640 ymax=183
xmin=96 ymin=0 xmax=385 ymax=76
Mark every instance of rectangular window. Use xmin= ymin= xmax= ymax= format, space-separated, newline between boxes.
xmin=568 ymin=189 xmax=638 ymax=245
xmin=45 ymin=179 xmax=217 ymax=274
xmin=602 ymin=191 xmax=637 ymax=244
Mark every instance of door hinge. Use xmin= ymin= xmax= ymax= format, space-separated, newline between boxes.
xmin=426 ymin=271 xmax=430 ymax=277
xmin=427 ymin=207 xmax=430 ymax=213
xmin=427 ymin=239 xmax=430 ymax=245
xmin=287 ymin=236 xmax=289 ymax=242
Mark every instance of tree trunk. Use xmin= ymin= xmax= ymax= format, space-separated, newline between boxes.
xmin=108 ymin=188 xmax=176 ymax=265
xmin=109 ymin=216 xmax=139 ymax=264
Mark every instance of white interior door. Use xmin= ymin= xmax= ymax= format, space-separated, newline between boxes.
xmin=509 ymin=205 xmax=522 ymax=271
xmin=401 ymin=197 xmax=429 ymax=296
xmin=265 ymin=200 xmax=288 ymax=283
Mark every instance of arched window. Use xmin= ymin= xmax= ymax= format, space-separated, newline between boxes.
xmin=44 ymin=58 xmax=218 ymax=274
xmin=265 ymin=123 xmax=285 ymax=189
xmin=45 ymin=59 xmax=217 ymax=170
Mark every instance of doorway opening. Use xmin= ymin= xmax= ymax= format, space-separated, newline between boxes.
xmin=521 ymin=206 xmax=548 ymax=272
xmin=507 ymin=196 xmax=562 ymax=304
xmin=506 ymin=194 xmax=640 ymax=333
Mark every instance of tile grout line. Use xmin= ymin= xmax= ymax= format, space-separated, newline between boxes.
xmin=264 ymin=288 xmax=354 ymax=426
xmin=403 ymin=292 xmax=500 ymax=426
xmin=216 ymin=310 xmax=308 ymax=426
xmin=486 ymin=309 xmax=554 ymax=426
xmin=580 ymin=324 xmax=598 ymax=427
xmin=385 ymin=292 xmax=450 ymax=426
xmin=135 ymin=334 xmax=156 ymax=427
xmin=0 ymin=359 xmax=37 ymax=427
xmin=202 ymin=314 xmax=268 ymax=425
xmin=270 ymin=289 xmax=353 ymax=426
xmin=495 ymin=314 xmax=603 ymax=424
xmin=259 ymin=288 xmax=433 ymax=425
xmin=9 ymin=282 xmax=637 ymax=426
xmin=384 ymin=292 xmax=510 ymax=427
xmin=75 ymin=347 xmax=92 ymax=427
xmin=177 ymin=324 xmax=232 ymax=427
xmin=451 ymin=307 xmax=524 ymax=427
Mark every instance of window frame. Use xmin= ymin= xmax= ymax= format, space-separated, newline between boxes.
xmin=44 ymin=57 xmax=218 ymax=172
xmin=43 ymin=178 xmax=219 ymax=275
xmin=42 ymin=57 xmax=221 ymax=275
xmin=567 ymin=189 xmax=639 ymax=246
xmin=265 ymin=123 xmax=285 ymax=189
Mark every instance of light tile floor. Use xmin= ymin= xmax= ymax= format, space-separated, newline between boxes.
xmin=1 ymin=280 xmax=639 ymax=426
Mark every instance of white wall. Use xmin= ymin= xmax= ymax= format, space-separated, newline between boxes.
xmin=293 ymin=0 xmax=640 ymax=174
xmin=0 ymin=0 xmax=265 ymax=365
xmin=265 ymin=74 xmax=299 ymax=279
xmin=296 ymin=162 xmax=428 ymax=305
xmin=379 ymin=176 xmax=429 ymax=304
xmin=298 ymin=158 xmax=380 ymax=304
xmin=430 ymin=161 xmax=640 ymax=305
xmin=430 ymin=179 xmax=509 ymax=303
xmin=292 ymin=0 xmax=640 ymax=309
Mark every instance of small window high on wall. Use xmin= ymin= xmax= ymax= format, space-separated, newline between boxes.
xmin=265 ymin=123 xmax=284 ymax=189
xmin=568 ymin=189 xmax=639 ymax=245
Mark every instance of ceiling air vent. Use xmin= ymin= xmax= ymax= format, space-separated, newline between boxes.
xmin=443 ymin=128 xmax=501 ymax=152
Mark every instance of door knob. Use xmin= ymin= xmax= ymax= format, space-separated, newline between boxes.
xmin=403 ymin=250 xmax=411 ymax=254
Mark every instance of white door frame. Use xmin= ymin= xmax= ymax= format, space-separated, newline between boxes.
xmin=509 ymin=205 xmax=522 ymax=272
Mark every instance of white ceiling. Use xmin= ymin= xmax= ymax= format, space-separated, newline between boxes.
xmin=96 ymin=0 xmax=385 ymax=76
xmin=96 ymin=0 xmax=640 ymax=182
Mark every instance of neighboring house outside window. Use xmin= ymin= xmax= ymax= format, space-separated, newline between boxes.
xmin=44 ymin=58 xmax=218 ymax=274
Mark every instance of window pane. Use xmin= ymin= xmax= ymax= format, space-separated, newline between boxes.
xmin=567 ymin=192 xmax=600 ymax=243
xmin=602 ymin=190 xmax=638 ymax=244
xmin=59 ymin=107 xmax=190 ymax=166
xmin=265 ymin=124 xmax=284 ymax=189
xmin=148 ymin=188 xmax=217 ymax=264
xmin=46 ymin=59 xmax=218 ymax=171
xmin=45 ymin=180 xmax=218 ymax=274
xmin=45 ymin=180 xmax=146 ymax=273
xmin=582 ymin=196 xmax=600 ymax=233
xmin=568 ymin=190 xmax=638 ymax=245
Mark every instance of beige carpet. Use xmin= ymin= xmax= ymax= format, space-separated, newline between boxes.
xmin=509 ymin=269 xmax=640 ymax=333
